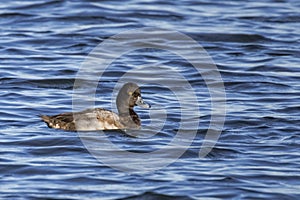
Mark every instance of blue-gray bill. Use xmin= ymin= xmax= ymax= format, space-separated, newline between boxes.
xmin=136 ymin=96 xmax=151 ymax=109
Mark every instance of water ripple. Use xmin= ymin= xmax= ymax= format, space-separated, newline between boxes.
xmin=0 ymin=0 xmax=299 ymax=199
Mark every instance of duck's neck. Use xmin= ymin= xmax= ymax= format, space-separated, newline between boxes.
xmin=118 ymin=108 xmax=141 ymax=128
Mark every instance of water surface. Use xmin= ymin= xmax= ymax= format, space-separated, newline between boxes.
xmin=0 ymin=0 xmax=300 ymax=199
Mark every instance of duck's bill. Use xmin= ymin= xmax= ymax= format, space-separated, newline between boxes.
xmin=136 ymin=96 xmax=151 ymax=109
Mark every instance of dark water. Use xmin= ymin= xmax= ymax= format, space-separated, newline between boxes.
xmin=1 ymin=0 xmax=300 ymax=199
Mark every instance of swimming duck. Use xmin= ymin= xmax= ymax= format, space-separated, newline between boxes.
xmin=40 ymin=82 xmax=150 ymax=131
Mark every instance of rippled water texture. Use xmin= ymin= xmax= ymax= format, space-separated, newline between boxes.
xmin=1 ymin=0 xmax=300 ymax=199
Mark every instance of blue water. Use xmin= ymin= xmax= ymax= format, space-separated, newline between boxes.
xmin=1 ymin=0 xmax=300 ymax=199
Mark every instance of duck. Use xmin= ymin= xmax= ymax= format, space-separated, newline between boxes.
xmin=40 ymin=82 xmax=150 ymax=131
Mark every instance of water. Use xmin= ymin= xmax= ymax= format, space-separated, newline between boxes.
xmin=1 ymin=0 xmax=300 ymax=199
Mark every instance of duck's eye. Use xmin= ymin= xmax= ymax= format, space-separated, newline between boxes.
xmin=132 ymin=92 xmax=139 ymax=98
xmin=128 ymin=91 xmax=133 ymax=95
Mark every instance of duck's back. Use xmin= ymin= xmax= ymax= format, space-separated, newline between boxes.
xmin=41 ymin=108 xmax=124 ymax=131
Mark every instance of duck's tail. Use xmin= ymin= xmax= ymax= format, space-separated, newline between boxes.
xmin=39 ymin=115 xmax=52 ymax=127
xmin=39 ymin=113 xmax=76 ymax=131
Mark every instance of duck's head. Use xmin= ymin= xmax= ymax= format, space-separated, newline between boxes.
xmin=116 ymin=82 xmax=150 ymax=114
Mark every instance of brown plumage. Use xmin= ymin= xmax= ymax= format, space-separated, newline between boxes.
xmin=40 ymin=82 xmax=150 ymax=131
